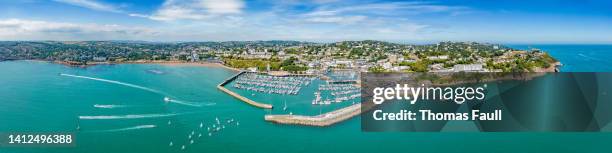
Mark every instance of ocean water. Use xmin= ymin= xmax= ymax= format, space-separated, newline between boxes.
xmin=508 ymin=44 xmax=612 ymax=72
xmin=0 ymin=44 xmax=612 ymax=153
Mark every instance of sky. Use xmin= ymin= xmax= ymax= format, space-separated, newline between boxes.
xmin=0 ymin=0 xmax=611 ymax=43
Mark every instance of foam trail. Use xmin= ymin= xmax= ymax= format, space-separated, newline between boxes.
xmin=93 ymin=104 xmax=127 ymax=109
xmin=167 ymin=99 xmax=204 ymax=107
xmin=203 ymin=103 xmax=217 ymax=106
xmin=79 ymin=113 xmax=180 ymax=120
xmin=165 ymin=97 xmax=216 ymax=107
xmin=578 ymin=53 xmax=602 ymax=62
xmin=60 ymin=73 xmax=163 ymax=94
xmin=92 ymin=125 xmax=156 ymax=132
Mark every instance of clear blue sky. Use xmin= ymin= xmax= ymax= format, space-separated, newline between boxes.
xmin=0 ymin=0 xmax=611 ymax=43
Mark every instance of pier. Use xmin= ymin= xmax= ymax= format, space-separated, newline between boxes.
xmin=218 ymin=71 xmax=273 ymax=109
xmin=264 ymin=104 xmax=361 ymax=126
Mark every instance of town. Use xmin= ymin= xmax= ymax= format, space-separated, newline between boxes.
xmin=0 ymin=40 xmax=561 ymax=73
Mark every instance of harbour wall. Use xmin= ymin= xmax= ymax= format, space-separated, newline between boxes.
xmin=217 ymin=71 xmax=273 ymax=109
xmin=264 ymin=104 xmax=361 ymax=126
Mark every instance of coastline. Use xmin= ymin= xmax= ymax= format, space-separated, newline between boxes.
xmin=151 ymin=61 xmax=241 ymax=72
xmin=44 ymin=60 xmax=242 ymax=72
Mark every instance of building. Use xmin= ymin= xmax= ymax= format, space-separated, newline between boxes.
xmin=453 ymin=64 xmax=484 ymax=72
xmin=191 ymin=51 xmax=199 ymax=62
xmin=92 ymin=56 xmax=107 ymax=62
xmin=331 ymin=60 xmax=354 ymax=68
xmin=382 ymin=62 xmax=392 ymax=70
xmin=388 ymin=54 xmax=398 ymax=63
xmin=247 ymin=67 xmax=258 ymax=72
xmin=391 ymin=66 xmax=410 ymax=72
xmin=427 ymin=55 xmax=449 ymax=60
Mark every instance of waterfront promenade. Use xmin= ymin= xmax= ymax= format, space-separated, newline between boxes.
xmin=264 ymin=104 xmax=361 ymax=126
xmin=217 ymin=71 xmax=273 ymax=109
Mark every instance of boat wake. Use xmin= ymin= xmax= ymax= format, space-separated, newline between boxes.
xmin=59 ymin=73 xmax=164 ymax=95
xmin=90 ymin=125 xmax=156 ymax=132
xmin=93 ymin=104 xmax=127 ymax=109
xmin=164 ymin=97 xmax=215 ymax=107
xmin=61 ymin=73 xmax=214 ymax=108
xmin=203 ymin=103 xmax=217 ymax=106
xmin=79 ymin=113 xmax=182 ymax=120
xmin=578 ymin=53 xmax=602 ymax=62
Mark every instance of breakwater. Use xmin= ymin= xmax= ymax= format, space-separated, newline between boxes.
xmin=264 ymin=104 xmax=361 ymax=126
xmin=217 ymin=71 xmax=273 ymax=109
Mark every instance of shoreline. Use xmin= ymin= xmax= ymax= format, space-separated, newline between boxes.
xmin=31 ymin=59 xmax=242 ymax=72
xmin=150 ymin=61 xmax=241 ymax=72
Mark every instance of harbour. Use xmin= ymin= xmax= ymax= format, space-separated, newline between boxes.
xmin=217 ymin=71 xmax=273 ymax=109
xmin=2 ymin=56 xmax=612 ymax=153
xmin=217 ymin=69 xmax=362 ymax=126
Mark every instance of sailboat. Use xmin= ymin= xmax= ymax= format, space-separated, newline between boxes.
xmin=283 ymin=100 xmax=287 ymax=111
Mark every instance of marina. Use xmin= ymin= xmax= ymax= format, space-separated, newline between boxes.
xmin=232 ymin=72 xmax=315 ymax=95
xmin=220 ymin=69 xmax=363 ymax=126
xmin=217 ymin=71 xmax=273 ymax=109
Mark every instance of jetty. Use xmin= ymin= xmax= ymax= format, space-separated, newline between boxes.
xmin=264 ymin=104 xmax=361 ymax=126
xmin=217 ymin=71 xmax=273 ymax=109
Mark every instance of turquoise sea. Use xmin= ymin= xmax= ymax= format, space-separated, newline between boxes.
xmin=1 ymin=44 xmax=612 ymax=153
xmin=508 ymin=44 xmax=612 ymax=72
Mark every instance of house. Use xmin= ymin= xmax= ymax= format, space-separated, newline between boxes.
xmin=92 ymin=56 xmax=107 ymax=62
xmin=427 ymin=55 xmax=449 ymax=60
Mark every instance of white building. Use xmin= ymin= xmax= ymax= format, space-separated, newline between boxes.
xmin=453 ymin=64 xmax=484 ymax=72
xmin=92 ymin=57 xmax=107 ymax=62
xmin=427 ymin=55 xmax=449 ymax=60
xmin=332 ymin=60 xmax=354 ymax=68
xmin=391 ymin=66 xmax=410 ymax=72
xmin=382 ymin=62 xmax=393 ymax=70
